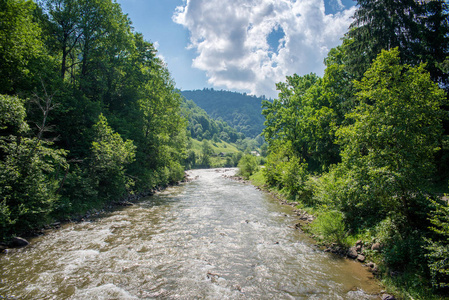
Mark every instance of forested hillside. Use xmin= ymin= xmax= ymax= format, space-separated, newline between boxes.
xmin=181 ymin=89 xmax=268 ymax=138
xmin=182 ymin=99 xmax=244 ymax=143
xmin=257 ymin=0 xmax=449 ymax=296
xmin=181 ymin=98 xmax=266 ymax=169
xmin=0 ymin=0 xmax=186 ymax=238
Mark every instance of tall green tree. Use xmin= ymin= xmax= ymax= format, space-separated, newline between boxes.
xmin=334 ymin=48 xmax=446 ymax=226
xmin=200 ymin=140 xmax=213 ymax=168
xmin=262 ymin=73 xmax=339 ymax=172
xmin=346 ymin=0 xmax=449 ymax=87
xmin=43 ymin=0 xmax=82 ymax=80
xmin=90 ymin=114 xmax=135 ymax=201
xmin=0 ymin=0 xmax=45 ymax=94
xmin=421 ymin=0 xmax=449 ymax=90
xmin=346 ymin=0 xmax=421 ymax=77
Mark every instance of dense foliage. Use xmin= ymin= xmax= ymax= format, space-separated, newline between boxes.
xmin=0 ymin=0 xmax=187 ymax=238
xmin=182 ymin=98 xmax=244 ymax=143
xmin=181 ymin=98 xmax=264 ymax=169
xmin=261 ymin=0 xmax=449 ymax=295
xmin=237 ymin=154 xmax=259 ymax=180
xmin=182 ymin=89 xmax=268 ymax=138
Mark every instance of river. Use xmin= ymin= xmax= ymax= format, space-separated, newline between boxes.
xmin=0 ymin=168 xmax=381 ymax=299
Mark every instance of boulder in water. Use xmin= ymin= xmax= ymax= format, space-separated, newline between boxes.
xmin=347 ymin=247 xmax=358 ymax=259
xmin=9 ymin=237 xmax=29 ymax=248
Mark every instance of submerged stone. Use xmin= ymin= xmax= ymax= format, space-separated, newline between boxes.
xmin=9 ymin=237 xmax=29 ymax=248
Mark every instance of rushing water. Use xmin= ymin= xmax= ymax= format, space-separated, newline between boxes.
xmin=1 ymin=168 xmax=382 ymax=299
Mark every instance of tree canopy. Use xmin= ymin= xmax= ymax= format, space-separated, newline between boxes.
xmin=261 ymin=0 xmax=449 ymax=293
xmin=0 ymin=0 xmax=188 ymax=237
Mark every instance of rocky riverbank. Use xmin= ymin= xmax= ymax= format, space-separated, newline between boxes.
xmin=223 ymin=170 xmax=396 ymax=300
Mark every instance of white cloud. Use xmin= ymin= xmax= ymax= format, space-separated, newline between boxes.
xmin=173 ymin=0 xmax=355 ymax=98
xmin=153 ymin=41 xmax=167 ymax=64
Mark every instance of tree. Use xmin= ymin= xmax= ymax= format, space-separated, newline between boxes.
xmin=421 ymin=0 xmax=449 ymax=90
xmin=90 ymin=114 xmax=135 ymax=201
xmin=200 ymin=140 xmax=213 ymax=168
xmin=42 ymin=0 xmax=132 ymax=91
xmin=43 ymin=0 xmax=82 ymax=80
xmin=0 ymin=0 xmax=44 ymax=93
xmin=346 ymin=0 xmax=422 ymax=77
xmin=346 ymin=0 xmax=449 ymax=87
xmin=262 ymin=73 xmax=339 ymax=172
xmin=335 ymin=48 xmax=446 ymax=226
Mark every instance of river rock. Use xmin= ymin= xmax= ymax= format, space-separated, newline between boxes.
xmin=347 ymin=247 xmax=358 ymax=259
xmin=207 ymin=271 xmax=220 ymax=283
xmin=9 ymin=237 xmax=29 ymax=248
xmin=51 ymin=222 xmax=61 ymax=228
xmin=116 ymin=201 xmax=134 ymax=207
xmin=357 ymin=254 xmax=366 ymax=262
xmin=371 ymin=242 xmax=382 ymax=251
xmin=366 ymin=262 xmax=378 ymax=274
xmin=381 ymin=294 xmax=396 ymax=300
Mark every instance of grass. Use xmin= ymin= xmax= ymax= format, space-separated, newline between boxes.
xmin=189 ymin=138 xmax=240 ymax=155
xmin=249 ymin=170 xmax=265 ymax=187
xmin=188 ymin=138 xmax=243 ymax=168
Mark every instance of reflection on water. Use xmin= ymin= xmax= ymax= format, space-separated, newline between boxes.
xmin=0 ymin=168 xmax=381 ymax=299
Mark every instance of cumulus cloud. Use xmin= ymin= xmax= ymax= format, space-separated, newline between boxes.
xmin=173 ymin=0 xmax=355 ymax=98
xmin=153 ymin=41 xmax=167 ymax=63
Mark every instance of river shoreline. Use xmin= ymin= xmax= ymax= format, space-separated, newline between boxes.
xmin=0 ymin=174 xmax=191 ymax=253
xmin=222 ymin=169 xmax=395 ymax=300
xmin=1 ymin=168 xmax=388 ymax=299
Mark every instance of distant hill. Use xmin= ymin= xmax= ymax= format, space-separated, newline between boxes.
xmin=181 ymin=98 xmax=246 ymax=169
xmin=181 ymin=89 xmax=269 ymax=138
xmin=181 ymin=98 xmax=245 ymax=143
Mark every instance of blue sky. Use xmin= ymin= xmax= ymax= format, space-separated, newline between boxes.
xmin=116 ymin=0 xmax=356 ymax=98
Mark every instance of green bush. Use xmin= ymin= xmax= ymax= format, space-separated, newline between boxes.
xmin=310 ymin=210 xmax=348 ymax=246
xmin=425 ymin=198 xmax=449 ymax=289
xmin=237 ymin=154 xmax=259 ymax=179
xmin=52 ymin=165 xmax=97 ymax=217
xmin=313 ymin=165 xmax=387 ymax=230
xmin=279 ymin=156 xmax=308 ymax=197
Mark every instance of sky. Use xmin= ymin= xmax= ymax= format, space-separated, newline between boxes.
xmin=116 ymin=0 xmax=357 ymax=98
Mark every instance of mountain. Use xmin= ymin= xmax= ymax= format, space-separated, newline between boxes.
xmin=181 ymin=89 xmax=269 ymax=138
xmin=181 ymin=98 xmax=245 ymax=143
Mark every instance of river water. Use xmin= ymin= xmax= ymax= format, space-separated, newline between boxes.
xmin=1 ymin=168 xmax=381 ymax=299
